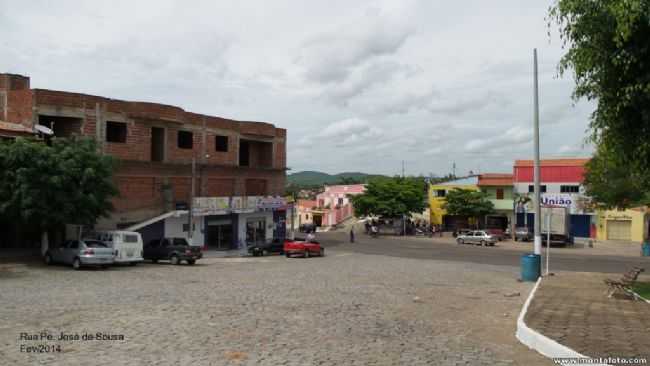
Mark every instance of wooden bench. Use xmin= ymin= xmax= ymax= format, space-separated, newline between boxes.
xmin=604 ymin=267 xmax=645 ymax=299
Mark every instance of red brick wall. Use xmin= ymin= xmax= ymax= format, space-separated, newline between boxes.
xmin=104 ymin=122 xmax=150 ymax=161
xmin=5 ymin=89 xmax=33 ymax=125
xmin=205 ymin=178 xmax=235 ymax=196
xmin=204 ymin=131 xmax=237 ymax=166
xmin=274 ymin=141 xmax=286 ymax=169
xmin=113 ymin=176 xmax=163 ymax=212
xmin=166 ymin=127 xmax=202 ymax=164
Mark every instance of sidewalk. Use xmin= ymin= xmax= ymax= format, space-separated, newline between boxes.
xmin=524 ymin=272 xmax=650 ymax=362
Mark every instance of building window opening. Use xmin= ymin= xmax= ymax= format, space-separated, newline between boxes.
xmin=239 ymin=140 xmax=250 ymax=166
xmin=151 ymin=127 xmax=164 ymax=162
xmin=178 ymin=130 xmax=193 ymax=149
xmin=106 ymin=121 xmax=127 ymax=143
xmin=528 ymin=185 xmax=547 ymax=193
xmin=496 ymin=188 xmax=504 ymax=200
xmin=560 ymin=185 xmax=580 ymax=193
xmin=436 ymin=189 xmax=446 ymax=197
xmin=38 ymin=115 xmax=83 ymax=138
xmin=215 ymin=135 xmax=228 ymax=152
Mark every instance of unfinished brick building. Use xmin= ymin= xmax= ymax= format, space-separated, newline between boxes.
xmin=0 ymin=73 xmax=287 ymax=249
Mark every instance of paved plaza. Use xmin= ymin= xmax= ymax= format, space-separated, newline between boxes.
xmin=0 ymin=248 xmax=549 ymax=366
xmin=525 ymin=271 xmax=650 ymax=363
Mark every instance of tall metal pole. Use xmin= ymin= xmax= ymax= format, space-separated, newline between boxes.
xmin=546 ymin=210 xmax=551 ymax=276
xmin=402 ymin=160 xmax=405 ymax=178
xmin=188 ymin=157 xmax=196 ymax=245
xmin=533 ymin=49 xmax=542 ymax=256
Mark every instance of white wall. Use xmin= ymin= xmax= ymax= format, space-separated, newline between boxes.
xmin=164 ymin=215 xmax=204 ymax=246
xmin=513 ymin=182 xmax=583 ymax=195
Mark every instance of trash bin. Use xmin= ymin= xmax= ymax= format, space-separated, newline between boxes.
xmin=642 ymin=241 xmax=650 ymax=257
xmin=521 ymin=254 xmax=541 ymax=282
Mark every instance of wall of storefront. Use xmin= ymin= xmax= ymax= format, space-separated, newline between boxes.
xmin=596 ymin=209 xmax=648 ymax=243
xmin=429 ymin=183 xmax=479 ymax=226
xmin=164 ymin=215 xmax=204 ymax=246
xmin=237 ymin=211 xmax=273 ymax=245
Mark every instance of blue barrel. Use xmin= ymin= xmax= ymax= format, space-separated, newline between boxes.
xmin=521 ymin=254 xmax=541 ymax=282
xmin=642 ymin=242 xmax=650 ymax=257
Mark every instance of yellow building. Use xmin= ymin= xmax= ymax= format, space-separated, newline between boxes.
xmin=595 ymin=207 xmax=649 ymax=243
xmin=429 ymin=177 xmax=479 ymax=227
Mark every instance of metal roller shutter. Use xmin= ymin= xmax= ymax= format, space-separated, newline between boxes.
xmin=606 ymin=220 xmax=631 ymax=241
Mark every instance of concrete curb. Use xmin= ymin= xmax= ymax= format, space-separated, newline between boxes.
xmin=516 ymin=277 xmax=609 ymax=366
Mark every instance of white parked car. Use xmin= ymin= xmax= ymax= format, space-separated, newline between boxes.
xmin=87 ymin=231 xmax=144 ymax=265
xmin=456 ymin=230 xmax=497 ymax=246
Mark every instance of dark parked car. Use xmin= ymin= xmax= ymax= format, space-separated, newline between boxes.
xmin=249 ymin=239 xmax=285 ymax=256
xmin=144 ymin=237 xmax=202 ymax=265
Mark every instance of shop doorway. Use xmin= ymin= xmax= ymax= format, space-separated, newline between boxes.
xmin=246 ymin=219 xmax=266 ymax=246
xmin=206 ymin=222 xmax=233 ymax=250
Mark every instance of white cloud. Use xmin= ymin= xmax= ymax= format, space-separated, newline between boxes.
xmin=0 ymin=0 xmax=595 ymax=175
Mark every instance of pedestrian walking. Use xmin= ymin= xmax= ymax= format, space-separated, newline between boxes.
xmin=350 ymin=228 xmax=355 ymax=243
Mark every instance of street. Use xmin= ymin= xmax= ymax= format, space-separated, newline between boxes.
xmin=318 ymin=231 xmax=650 ymax=274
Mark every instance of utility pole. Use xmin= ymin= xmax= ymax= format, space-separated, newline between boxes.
xmin=533 ymin=48 xmax=542 ymax=256
xmin=452 ymin=162 xmax=456 ymax=178
xmin=402 ymin=160 xmax=405 ymax=178
xmin=188 ymin=157 xmax=196 ymax=246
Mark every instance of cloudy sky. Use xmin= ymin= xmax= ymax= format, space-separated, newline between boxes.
xmin=0 ymin=0 xmax=594 ymax=176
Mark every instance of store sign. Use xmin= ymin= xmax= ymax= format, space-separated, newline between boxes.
xmin=192 ymin=196 xmax=287 ymax=215
xmin=520 ymin=193 xmax=594 ymax=214
xmin=193 ymin=197 xmax=230 ymax=216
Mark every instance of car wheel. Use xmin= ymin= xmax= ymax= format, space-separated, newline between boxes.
xmin=101 ymin=265 xmax=110 ymax=269
xmin=457 ymin=238 xmax=464 ymax=244
xmin=170 ymin=255 xmax=180 ymax=265
xmin=285 ymin=252 xmax=291 ymax=258
xmin=151 ymin=259 xmax=158 ymax=263
xmin=44 ymin=254 xmax=52 ymax=265
xmin=319 ymin=248 xmax=325 ymax=257
xmin=514 ymin=237 xmax=518 ymax=242
xmin=187 ymin=259 xmax=196 ymax=265
xmin=304 ymin=250 xmax=310 ymax=258
xmin=72 ymin=258 xmax=81 ymax=270
xmin=480 ymin=240 xmax=486 ymax=246
xmin=129 ymin=262 xmax=137 ymax=266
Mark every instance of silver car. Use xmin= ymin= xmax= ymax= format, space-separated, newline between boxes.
xmin=456 ymin=230 xmax=497 ymax=246
xmin=44 ymin=240 xmax=115 ymax=269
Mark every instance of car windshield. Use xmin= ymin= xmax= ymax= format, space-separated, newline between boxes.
xmin=172 ymin=238 xmax=189 ymax=246
xmin=83 ymin=240 xmax=108 ymax=248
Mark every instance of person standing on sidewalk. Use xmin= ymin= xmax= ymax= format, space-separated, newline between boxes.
xmin=350 ymin=228 xmax=355 ymax=243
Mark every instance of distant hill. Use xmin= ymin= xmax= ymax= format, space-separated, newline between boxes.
xmin=287 ymin=171 xmax=386 ymax=187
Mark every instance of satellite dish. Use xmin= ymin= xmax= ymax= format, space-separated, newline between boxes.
xmin=34 ymin=124 xmax=54 ymax=136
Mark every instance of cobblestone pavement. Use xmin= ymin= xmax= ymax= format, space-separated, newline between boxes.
xmin=0 ymin=249 xmax=549 ymax=365
xmin=525 ymin=272 xmax=650 ymax=364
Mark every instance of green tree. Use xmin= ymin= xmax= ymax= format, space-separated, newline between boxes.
xmin=548 ymin=0 xmax=650 ymax=204
xmin=350 ymin=177 xmax=426 ymax=218
xmin=583 ymin=143 xmax=650 ymax=208
xmin=442 ymin=188 xmax=494 ymax=226
xmin=0 ymin=137 xmax=118 ymax=235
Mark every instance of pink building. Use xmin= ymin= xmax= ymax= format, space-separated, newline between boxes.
xmin=313 ymin=184 xmax=366 ymax=227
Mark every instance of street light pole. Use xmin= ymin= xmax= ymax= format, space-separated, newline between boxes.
xmin=533 ymin=48 xmax=542 ymax=256
xmin=188 ymin=157 xmax=196 ymax=246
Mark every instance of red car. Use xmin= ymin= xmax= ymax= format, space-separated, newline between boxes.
xmin=284 ymin=239 xmax=325 ymax=258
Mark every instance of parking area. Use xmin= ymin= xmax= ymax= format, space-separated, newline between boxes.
xmin=0 ymin=248 xmax=549 ymax=365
